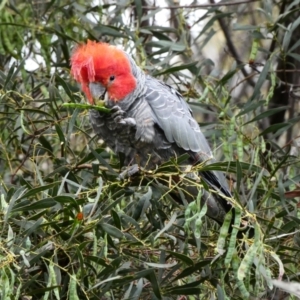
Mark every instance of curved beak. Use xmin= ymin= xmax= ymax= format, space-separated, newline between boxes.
xmin=89 ymin=82 xmax=107 ymax=103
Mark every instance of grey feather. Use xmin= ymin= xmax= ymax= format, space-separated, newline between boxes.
xmin=88 ymin=50 xmax=233 ymax=222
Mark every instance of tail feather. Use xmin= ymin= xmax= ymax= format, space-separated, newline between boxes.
xmin=200 ymin=170 xmax=232 ymax=212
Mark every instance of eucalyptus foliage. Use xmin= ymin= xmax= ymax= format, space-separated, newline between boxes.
xmin=1 ymin=0 xmax=300 ymax=299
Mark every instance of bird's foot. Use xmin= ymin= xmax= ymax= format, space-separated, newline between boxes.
xmin=118 ymin=164 xmax=140 ymax=180
xmin=111 ymin=106 xmax=136 ymax=127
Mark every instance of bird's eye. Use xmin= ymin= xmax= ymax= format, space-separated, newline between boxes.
xmin=109 ymin=75 xmax=115 ymax=81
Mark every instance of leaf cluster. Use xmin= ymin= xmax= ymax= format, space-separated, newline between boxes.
xmin=1 ymin=0 xmax=300 ymax=299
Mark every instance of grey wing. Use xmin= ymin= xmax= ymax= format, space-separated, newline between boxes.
xmin=145 ymin=76 xmax=231 ymax=201
xmin=144 ymin=76 xmax=212 ymax=162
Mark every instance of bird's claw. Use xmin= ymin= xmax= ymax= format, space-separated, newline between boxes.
xmin=111 ymin=105 xmax=125 ymax=116
xmin=111 ymin=105 xmax=136 ymax=127
xmin=118 ymin=164 xmax=140 ymax=180
xmin=120 ymin=117 xmax=136 ymax=126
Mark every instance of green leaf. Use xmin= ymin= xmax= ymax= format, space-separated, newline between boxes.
xmin=166 ymin=250 xmax=194 ymax=266
xmin=236 ymin=100 xmax=266 ymax=117
xmin=232 ymin=24 xmax=260 ymax=31
xmin=282 ymin=15 xmax=300 ymax=51
xmin=168 ymin=287 xmax=201 ymax=295
xmin=62 ymin=103 xmax=111 ymax=114
xmin=100 ymin=223 xmax=124 ymax=239
xmin=12 ymin=198 xmax=57 ymax=212
xmin=154 ymin=62 xmax=198 ymax=76
xmin=56 ymin=74 xmax=74 ymax=101
xmin=91 ymin=148 xmax=117 ymax=175
xmin=243 ymin=106 xmax=289 ymax=125
xmin=259 ymin=122 xmax=292 ymax=136
xmin=134 ymin=0 xmax=142 ymax=23
xmin=287 ymin=52 xmax=300 ymax=62
xmin=200 ymin=161 xmax=270 ymax=176
xmin=236 ymin=160 xmax=242 ymax=192
xmin=111 ymin=209 xmax=121 ymax=229
xmin=85 ymin=255 xmax=110 ymax=267
xmin=172 ymin=260 xmax=211 ymax=281
xmin=93 ymin=24 xmax=127 ymax=38
xmin=145 ymin=270 xmax=161 ymax=299
xmin=4 ymin=59 xmax=25 ymax=90
xmin=146 ymin=40 xmax=186 ymax=52
xmin=250 ymin=59 xmax=271 ymax=101
xmin=200 ymin=12 xmax=232 ymax=36
xmin=38 ymin=135 xmax=53 ymax=156
xmin=18 ymin=183 xmax=58 ymax=200
xmin=54 ymin=123 xmax=66 ymax=144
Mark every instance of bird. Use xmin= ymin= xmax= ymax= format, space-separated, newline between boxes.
xmin=70 ymin=40 xmax=233 ymax=225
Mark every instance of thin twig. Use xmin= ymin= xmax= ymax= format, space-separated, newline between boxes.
xmin=265 ymin=229 xmax=300 ymax=241
xmin=276 ymin=69 xmax=300 ymax=73
xmin=230 ymin=69 xmax=300 ymax=92
xmin=229 ymin=72 xmax=257 ymax=93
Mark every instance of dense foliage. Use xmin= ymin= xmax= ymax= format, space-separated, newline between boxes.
xmin=1 ymin=0 xmax=300 ymax=299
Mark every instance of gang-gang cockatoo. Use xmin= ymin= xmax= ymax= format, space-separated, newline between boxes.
xmin=70 ymin=40 xmax=233 ymax=224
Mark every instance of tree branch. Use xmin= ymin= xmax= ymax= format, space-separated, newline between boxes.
xmin=210 ymin=0 xmax=256 ymax=87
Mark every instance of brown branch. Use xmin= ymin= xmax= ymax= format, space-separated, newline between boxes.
xmin=74 ymin=164 xmax=93 ymax=170
xmin=278 ymin=80 xmax=300 ymax=87
xmin=276 ymin=69 xmax=300 ymax=73
xmin=210 ymin=0 xmax=256 ymax=87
